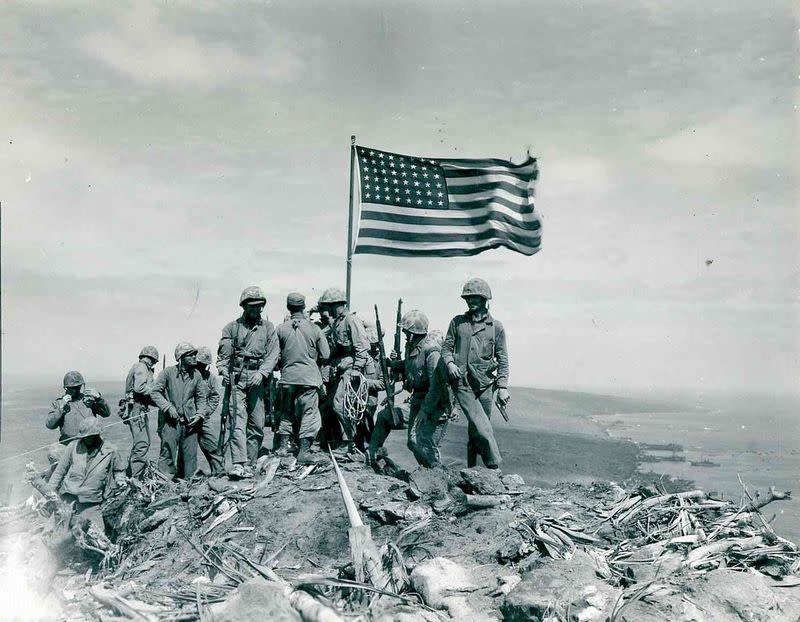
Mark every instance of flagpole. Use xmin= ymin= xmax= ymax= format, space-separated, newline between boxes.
xmin=346 ymin=134 xmax=356 ymax=306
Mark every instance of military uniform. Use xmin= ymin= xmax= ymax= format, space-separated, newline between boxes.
xmin=151 ymin=362 xmax=208 ymax=479
xmin=195 ymin=363 xmax=224 ymax=475
xmin=47 ymin=386 xmax=110 ymax=445
xmin=442 ymin=311 xmax=508 ymax=468
xmin=329 ymin=311 xmax=371 ymax=444
xmin=276 ymin=308 xmax=330 ymax=442
xmin=217 ymin=315 xmax=280 ymax=465
xmin=122 ymin=347 xmax=158 ymax=477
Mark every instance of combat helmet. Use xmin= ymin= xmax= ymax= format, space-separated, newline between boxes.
xmin=318 ymin=287 xmax=347 ymax=305
xmin=196 ymin=346 xmax=213 ymax=366
xmin=239 ymin=286 xmax=266 ymax=307
xmin=174 ymin=342 xmax=197 ymax=361
xmin=400 ymin=310 xmax=429 ymax=335
xmin=139 ymin=345 xmax=159 ymax=362
xmin=63 ymin=370 xmax=85 ymax=388
xmin=362 ymin=318 xmax=379 ymax=344
xmin=461 ymin=277 xmax=492 ymax=300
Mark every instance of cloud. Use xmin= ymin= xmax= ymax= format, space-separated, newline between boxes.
xmin=78 ymin=4 xmax=304 ymax=87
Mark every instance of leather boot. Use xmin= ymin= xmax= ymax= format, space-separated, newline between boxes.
xmin=296 ymin=438 xmax=324 ymax=465
xmin=275 ymin=434 xmax=291 ymax=457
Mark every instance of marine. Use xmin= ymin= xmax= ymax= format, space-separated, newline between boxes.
xmin=317 ymin=287 xmax=371 ymax=456
xmin=121 ymin=346 xmax=159 ymax=478
xmin=217 ymin=286 xmax=280 ymax=479
xmin=369 ymin=311 xmax=453 ymax=467
xmin=150 ymin=342 xmax=209 ymax=479
xmin=442 ymin=278 xmax=510 ymax=469
xmin=275 ymin=293 xmax=330 ymax=464
xmin=194 ymin=347 xmax=224 ymax=475
xmin=47 ymin=370 xmax=111 ymax=446
xmin=47 ymin=417 xmax=126 ymax=533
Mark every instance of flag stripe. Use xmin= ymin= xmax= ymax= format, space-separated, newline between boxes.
xmin=446 ymin=174 xmax=533 ymax=190
xmin=360 ymin=201 xmax=540 ymax=224
xmin=446 ymin=180 xmax=533 ymax=197
xmin=360 ymin=209 xmax=541 ymax=230
xmin=358 ymin=226 xmax=541 ymax=245
xmin=439 ymin=155 xmax=537 ymax=170
xmin=355 ymin=237 xmax=541 ymax=256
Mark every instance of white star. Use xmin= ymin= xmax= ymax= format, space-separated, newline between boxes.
xmin=389 ymin=161 xmax=395 ymax=168
xmin=388 ymin=154 xmax=394 ymax=160
xmin=435 ymin=182 xmax=442 ymax=188
xmin=365 ymin=183 xmax=371 ymax=189
xmin=426 ymin=190 xmax=432 ymax=196
xmin=399 ymin=161 xmax=406 ymax=168
xmin=417 ymin=199 xmax=423 ymax=204
xmin=365 ymin=193 xmax=371 ymax=199
xmin=437 ymin=192 xmax=444 ymax=197
xmin=364 ymin=175 xmax=370 ymax=181
xmin=402 ymin=179 xmax=408 ymax=185
xmin=369 ymin=150 xmax=374 ymax=156
xmin=413 ymin=180 xmax=420 ymax=186
xmin=410 ymin=164 xmax=417 ymax=169
xmin=438 ymin=200 xmax=444 ymax=206
xmin=378 ymin=153 xmax=384 ymax=159
xmin=412 ymin=171 xmax=418 ymax=177
xmin=401 ymin=171 xmax=408 ymax=177
xmin=427 ymin=200 xmax=433 ymax=206
xmin=422 ymin=172 xmax=429 ymax=178
xmin=384 ymin=186 xmax=390 ymax=193
xmin=425 ymin=182 xmax=431 ymax=187
xmin=416 ymin=190 xmax=421 ymax=195
xmin=391 ymin=170 xmax=398 ymax=176
xmin=405 ymin=189 xmax=411 ymax=194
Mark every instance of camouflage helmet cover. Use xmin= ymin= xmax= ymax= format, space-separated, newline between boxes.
xmin=196 ymin=346 xmax=213 ymax=365
xmin=239 ymin=286 xmax=266 ymax=307
xmin=77 ymin=416 xmax=103 ymax=439
xmin=461 ymin=277 xmax=492 ymax=300
xmin=318 ymin=287 xmax=347 ymax=305
xmin=362 ymin=318 xmax=379 ymax=344
xmin=401 ymin=310 xmax=429 ymax=335
xmin=63 ymin=370 xmax=85 ymax=388
xmin=139 ymin=345 xmax=159 ymax=361
xmin=174 ymin=342 xmax=198 ymax=362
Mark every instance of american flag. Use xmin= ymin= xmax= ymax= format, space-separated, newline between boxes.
xmin=353 ymin=145 xmax=542 ymax=257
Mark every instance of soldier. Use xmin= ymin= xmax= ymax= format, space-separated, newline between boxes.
xmin=151 ymin=342 xmax=208 ymax=479
xmin=46 ymin=371 xmax=111 ymax=447
xmin=275 ymin=293 xmax=330 ymax=464
xmin=442 ymin=278 xmax=509 ymax=469
xmin=195 ymin=347 xmax=224 ymax=475
xmin=317 ymin=287 xmax=371 ymax=456
xmin=121 ymin=346 xmax=159 ymax=478
xmin=368 ymin=312 xmax=452 ymax=467
xmin=47 ymin=417 xmax=126 ymax=533
xmin=217 ymin=286 xmax=280 ymax=479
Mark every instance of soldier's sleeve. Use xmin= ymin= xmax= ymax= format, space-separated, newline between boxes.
xmin=441 ymin=318 xmax=457 ymax=367
xmin=131 ymin=366 xmax=151 ymax=395
xmin=494 ymin=320 xmax=509 ymax=389
xmin=217 ymin=323 xmax=233 ymax=375
xmin=348 ymin=315 xmax=370 ymax=372
xmin=46 ymin=400 xmax=64 ymax=430
xmin=92 ymin=396 xmax=111 ymax=418
xmin=191 ymin=374 xmax=208 ymax=418
xmin=150 ymin=369 xmax=173 ymax=414
xmin=258 ymin=323 xmax=281 ymax=378
xmin=48 ymin=442 xmax=74 ymax=490
xmin=316 ymin=326 xmax=331 ymax=362
xmin=425 ymin=349 xmax=442 ymax=386
xmin=206 ymin=374 xmax=221 ymax=416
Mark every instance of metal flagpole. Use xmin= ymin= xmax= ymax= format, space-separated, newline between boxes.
xmin=346 ymin=135 xmax=356 ymax=306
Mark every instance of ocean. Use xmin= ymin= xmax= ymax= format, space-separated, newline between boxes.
xmin=593 ymin=392 xmax=800 ymax=543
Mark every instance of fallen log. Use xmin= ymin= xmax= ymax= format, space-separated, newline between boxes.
xmin=90 ymin=583 xmax=160 ymax=622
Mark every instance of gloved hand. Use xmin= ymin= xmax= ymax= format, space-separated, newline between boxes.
xmin=187 ymin=415 xmax=204 ymax=429
xmin=497 ymin=388 xmax=510 ymax=405
xmin=220 ymin=368 xmax=230 ymax=387
xmin=84 ymin=388 xmax=101 ymax=400
xmin=446 ymin=362 xmax=462 ymax=382
xmin=246 ymin=372 xmax=264 ymax=389
xmin=167 ymin=406 xmax=180 ymax=424
xmin=62 ymin=394 xmax=72 ymax=405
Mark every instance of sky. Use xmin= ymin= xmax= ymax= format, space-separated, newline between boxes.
xmin=1 ymin=0 xmax=798 ymax=395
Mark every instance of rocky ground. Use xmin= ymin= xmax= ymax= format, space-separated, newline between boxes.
xmin=1 ymin=452 xmax=799 ymax=622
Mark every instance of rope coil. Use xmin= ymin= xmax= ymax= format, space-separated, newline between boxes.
xmin=342 ymin=371 xmax=369 ymax=423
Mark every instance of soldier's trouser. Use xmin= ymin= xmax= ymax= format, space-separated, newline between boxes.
xmin=278 ymin=385 xmax=322 ymax=441
xmin=127 ymin=406 xmax=151 ymax=478
xmin=410 ymin=407 xmax=450 ymax=467
xmin=197 ymin=417 xmax=223 ymax=475
xmin=368 ymin=399 xmax=416 ymax=455
xmin=62 ymin=494 xmax=104 ymax=531
xmin=158 ymin=414 xmax=198 ymax=479
xmin=225 ymin=380 xmax=266 ymax=465
xmin=453 ymin=380 xmax=501 ymax=468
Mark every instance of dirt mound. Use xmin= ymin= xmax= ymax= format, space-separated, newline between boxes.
xmin=2 ymin=457 xmax=799 ymax=621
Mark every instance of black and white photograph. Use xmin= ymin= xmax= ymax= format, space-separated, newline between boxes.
xmin=1 ymin=1 xmax=798 ymax=620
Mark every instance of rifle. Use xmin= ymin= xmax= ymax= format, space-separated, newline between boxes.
xmin=218 ymin=328 xmax=239 ymax=455
xmin=496 ymin=398 xmax=509 ymax=422
xmin=374 ymin=305 xmax=395 ymax=411
xmin=393 ymin=299 xmax=403 ymax=359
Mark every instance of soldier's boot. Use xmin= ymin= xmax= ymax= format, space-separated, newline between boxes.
xmin=275 ymin=434 xmax=291 ymax=457
xmin=296 ymin=438 xmax=325 ymax=465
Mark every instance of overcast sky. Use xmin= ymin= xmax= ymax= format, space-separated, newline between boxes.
xmin=2 ymin=1 xmax=797 ymax=395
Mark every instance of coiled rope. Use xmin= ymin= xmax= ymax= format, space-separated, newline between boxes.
xmin=342 ymin=371 xmax=369 ymax=423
